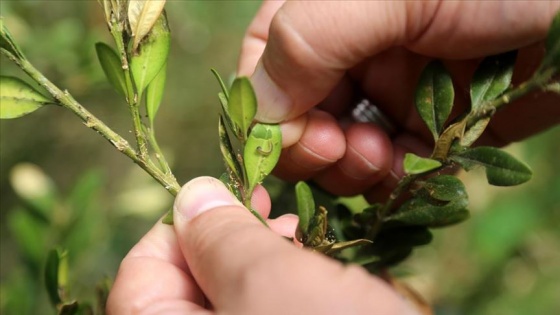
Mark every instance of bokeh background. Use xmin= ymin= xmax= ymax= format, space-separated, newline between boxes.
xmin=0 ymin=1 xmax=558 ymax=314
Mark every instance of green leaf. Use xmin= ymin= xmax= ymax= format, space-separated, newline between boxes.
xmin=385 ymin=175 xmax=469 ymax=227
xmin=161 ymin=209 xmax=173 ymax=225
xmin=386 ymin=197 xmax=469 ymax=228
xmin=217 ymin=91 xmax=237 ymax=138
xmin=418 ymin=175 xmax=467 ymax=202
xmin=219 ymin=115 xmax=243 ymax=183
xmin=45 ymin=248 xmax=66 ymax=306
xmin=0 ymin=76 xmax=51 ymax=119
xmin=295 ymin=181 xmax=315 ymax=235
xmin=145 ymin=62 xmax=167 ymax=125
xmin=127 ymin=0 xmax=167 ymax=51
xmin=228 ymin=77 xmax=257 ymax=140
xmin=0 ymin=17 xmax=25 ymax=59
xmin=403 ymin=153 xmax=442 ymax=174
xmin=451 ymin=146 xmax=532 ymax=186
xmin=243 ymin=123 xmax=282 ymax=195
xmin=130 ymin=12 xmax=170 ymax=98
xmin=211 ymin=68 xmax=230 ymax=100
xmin=470 ymin=51 xmax=517 ymax=110
xmin=542 ymin=9 xmax=560 ymax=69
xmin=415 ymin=61 xmax=455 ymax=140
xmin=95 ymin=42 xmax=127 ymax=96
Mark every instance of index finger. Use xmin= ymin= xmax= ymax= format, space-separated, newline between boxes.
xmin=249 ymin=1 xmax=558 ymax=123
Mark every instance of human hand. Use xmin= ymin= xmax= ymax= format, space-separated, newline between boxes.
xmin=107 ymin=177 xmax=419 ymax=315
xmin=238 ymin=1 xmax=560 ymax=201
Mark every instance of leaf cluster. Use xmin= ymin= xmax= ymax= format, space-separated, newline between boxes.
xmin=282 ymin=11 xmax=560 ymax=271
xmin=212 ymin=71 xmax=282 ymax=223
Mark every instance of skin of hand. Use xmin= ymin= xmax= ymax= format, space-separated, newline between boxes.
xmin=238 ymin=0 xmax=560 ymax=202
xmin=106 ymin=177 xmax=420 ymax=315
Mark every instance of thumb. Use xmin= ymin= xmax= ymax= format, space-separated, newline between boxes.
xmin=172 ymin=177 xmax=421 ymax=315
xmin=172 ymin=177 xmax=296 ymax=310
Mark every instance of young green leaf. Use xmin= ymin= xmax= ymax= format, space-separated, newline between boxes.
xmin=145 ymin=62 xmax=167 ymax=125
xmin=130 ymin=12 xmax=170 ymax=98
xmin=45 ymin=248 xmax=68 ymax=306
xmin=211 ymin=68 xmax=230 ymax=100
xmin=162 ymin=209 xmax=173 ymax=225
xmin=295 ymin=181 xmax=315 ymax=236
xmin=219 ymin=115 xmax=243 ymax=183
xmin=228 ymin=77 xmax=257 ymax=140
xmin=542 ymin=9 xmax=560 ymax=69
xmin=451 ymin=146 xmax=532 ymax=186
xmin=0 ymin=18 xmax=25 ymax=60
xmin=415 ymin=60 xmax=455 ymax=140
xmin=95 ymin=42 xmax=127 ymax=96
xmin=243 ymin=123 xmax=282 ymax=195
xmin=127 ymin=0 xmax=166 ymax=51
xmin=403 ymin=153 xmax=442 ymax=175
xmin=217 ymin=91 xmax=238 ymax=137
xmin=0 ymin=76 xmax=51 ymax=119
xmin=470 ymin=51 xmax=517 ymax=110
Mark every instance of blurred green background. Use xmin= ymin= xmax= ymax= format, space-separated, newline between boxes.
xmin=0 ymin=1 xmax=558 ymax=314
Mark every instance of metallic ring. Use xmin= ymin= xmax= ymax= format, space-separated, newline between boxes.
xmin=352 ymin=99 xmax=396 ymax=135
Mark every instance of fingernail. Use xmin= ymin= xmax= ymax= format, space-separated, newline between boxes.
xmin=252 ymin=62 xmax=292 ymax=123
xmin=174 ymin=176 xmax=241 ymax=220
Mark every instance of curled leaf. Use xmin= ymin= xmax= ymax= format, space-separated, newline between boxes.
xmin=243 ymin=123 xmax=282 ymax=195
xmin=128 ymin=0 xmax=166 ymax=51
xmin=95 ymin=42 xmax=127 ymax=96
xmin=130 ymin=11 xmax=170 ymax=98
xmin=470 ymin=51 xmax=517 ymax=110
xmin=460 ymin=117 xmax=490 ymax=147
xmin=415 ymin=61 xmax=455 ymax=140
xmin=317 ymin=239 xmax=372 ymax=256
xmin=432 ymin=121 xmax=466 ymax=160
xmin=229 ymin=77 xmax=257 ymax=140
xmin=1 ymin=76 xmax=51 ymax=119
xmin=451 ymin=146 xmax=532 ymax=186
xmin=403 ymin=153 xmax=442 ymax=174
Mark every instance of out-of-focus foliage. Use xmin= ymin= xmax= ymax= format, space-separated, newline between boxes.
xmin=0 ymin=1 xmax=558 ymax=315
xmin=0 ymin=1 xmax=259 ymax=313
